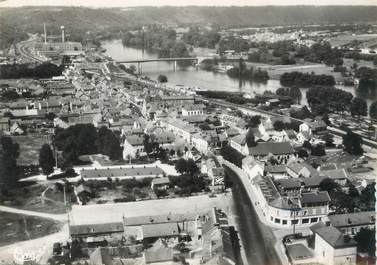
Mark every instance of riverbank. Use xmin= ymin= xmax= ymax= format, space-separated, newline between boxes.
xmin=102 ymin=39 xmax=376 ymax=108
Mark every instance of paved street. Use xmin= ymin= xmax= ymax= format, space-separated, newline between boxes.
xmin=70 ymin=193 xmax=233 ymax=225
xmin=229 ymin=169 xmax=282 ymax=265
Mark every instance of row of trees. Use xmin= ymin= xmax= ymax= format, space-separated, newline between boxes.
xmin=280 ymin=72 xmax=336 ymax=87
xmin=275 ymin=87 xmax=302 ymax=104
xmin=0 ymin=63 xmax=64 ymax=79
xmin=0 ymin=136 xmax=20 ymax=187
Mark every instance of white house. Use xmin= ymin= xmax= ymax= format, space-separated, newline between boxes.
xmin=286 ymin=161 xmax=317 ymax=178
xmin=242 ymin=156 xmax=264 ymax=180
xmin=160 ymin=118 xmax=197 ymax=143
xmin=181 ymin=104 xmax=205 ymax=116
xmin=229 ymin=134 xmax=249 ymax=155
xmin=310 ymin=224 xmax=357 ymax=265
xmin=191 ymin=132 xmax=210 ymax=155
xmin=122 ymin=134 xmax=145 ymax=159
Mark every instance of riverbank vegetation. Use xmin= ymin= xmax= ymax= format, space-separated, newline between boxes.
xmin=280 ymin=72 xmax=336 ymax=87
xmin=121 ymin=27 xmax=190 ymax=63
xmin=226 ymin=58 xmax=269 ymax=82
xmin=306 ymin=86 xmax=353 ymax=114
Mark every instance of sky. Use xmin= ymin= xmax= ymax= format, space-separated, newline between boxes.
xmin=0 ymin=0 xmax=376 ymax=7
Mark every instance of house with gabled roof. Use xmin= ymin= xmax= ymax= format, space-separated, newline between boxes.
xmin=248 ymin=142 xmax=296 ymax=163
xmin=328 ymin=211 xmax=375 ymax=236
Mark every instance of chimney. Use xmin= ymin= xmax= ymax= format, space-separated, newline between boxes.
xmin=60 ymin=26 xmax=65 ymax=43
xmin=43 ymin=23 xmax=47 ymax=44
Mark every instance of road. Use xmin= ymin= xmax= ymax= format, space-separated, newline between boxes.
xmin=0 ymin=206 xmax=68 ymax=264
xmin=0 ymin=205 xmax=68 ymax=221
xmin=0 ymin=224 xmax=69 ymax=265
xmin=226 ymin=167 xmax=282 ymax=265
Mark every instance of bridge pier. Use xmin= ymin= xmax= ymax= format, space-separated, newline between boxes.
xmin=173 ymin=60 xmax=177 ymax=72
xmin=194 ymin=58 xmax=200 ymax=71
xmin=137 ymin=62 xmax=142 ymax=75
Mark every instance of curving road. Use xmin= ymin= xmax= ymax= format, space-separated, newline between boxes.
xmin=225 ymin=163 xmax=282 ymax=265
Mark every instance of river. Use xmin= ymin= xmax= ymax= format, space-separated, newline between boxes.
xmin=102 ymin=39 xmax=375 ymax=107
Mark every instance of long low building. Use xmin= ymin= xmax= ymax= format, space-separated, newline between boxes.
xmin=80 ymin=166 xmax=164 ymax=180
xmin=328 ymin=211 xmax=375 ymax=235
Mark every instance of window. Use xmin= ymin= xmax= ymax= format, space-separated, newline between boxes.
xmin=291 ymin=220 xmax=299 ymax=225
xmin=302 ymin=218 xmax=309 ymax=224
xmin=282 ymin=220 xmax=287 ymax=225
xmin=274 ymin=218 xmax=281 ymax=224
xmin=310 ymin=218 xmax=318 ymax=223
xmin=270 ymin=216 xmax=274 ymax=221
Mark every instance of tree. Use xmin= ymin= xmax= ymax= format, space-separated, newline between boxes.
xmin=360 ymin=184 xmax=375 ymax=210
xmin=297 ymin=149 xmax=309 ymax=158
xmin=39 ymin=144 xmax=55 ymax=175
xmin=157 ymin=74 xmax=168 ymax=83
xmin=246 ymin=130 xmax=256 ymax=147
xmin=311 ymin=144 xmax=326 ymax=156
xmin=143 ymin=134 xmax=153 ymax=156
xmin=186 ymin=159 xmax=199 ymax=176
xmin=354 ymin=228 xmax=376 ymax=256
xmin=369 ymin=101 xmax=377 ymax=120
xmin=348 ymin=183 xmax=359 ymax=197
xmin=0 ymin=136 xmax=20 ymax=187
xmin=169 ymin=149 xmax=175 ymax=157
xmin=350 ymin=97 xmax=367 ymax=117
xmin=175 ymin=158 xmax=187 ymax=174
xmin=247 ymin=115 xmax=261 ymax=128
xmin=289 ymin=86 xmax=302 ymax=104
xmin=321 ymin=133 xmax=335 ymax=147
xmin=302 ymin=140 xmax=312 ymax=150
xmin=319 ymin=178 xmax=339 ymax=193
xmin=273 ymin=120 xmax=285 ymax=131
xmin=342 ymin=130 xmax=363 ymax=155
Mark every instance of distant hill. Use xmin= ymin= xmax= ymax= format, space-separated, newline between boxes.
xmin=1 ymin=6 xmax=377 ymax=49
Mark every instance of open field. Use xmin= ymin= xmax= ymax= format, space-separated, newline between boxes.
xmin=328 ymin=33 xmax=377 ymax=47
xmin=11 ymin=134 xmax=50 ymax=166
xmin=243 ymin=62 xmax=343 ymax=81
xmin=1 ymin=183 xmax=67 ymax=214
xmin=343 ymin=58 xmax=375 ymax=69
xmin=0 ymin=211 xmax=62 ymax=247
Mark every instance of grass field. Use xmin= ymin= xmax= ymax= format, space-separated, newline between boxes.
xmin=0 ymin=211 xmax=62 ymax=247
xmin=11 ymin=134 xmax=50 ymax=166
xmin=1 ymin=183 xmax=67 ymax=214
xmin=328 ymin=33 xmax=377 ymax=47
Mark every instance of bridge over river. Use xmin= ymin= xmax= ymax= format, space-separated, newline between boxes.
xmin=114 ymin=57 xmax=211 ymax=74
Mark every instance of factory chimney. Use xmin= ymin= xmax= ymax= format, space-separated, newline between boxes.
xmin=43 ymin=23 xmax=47 ymax=44
xmin=60 ymin=26 xmax=65 ymax=43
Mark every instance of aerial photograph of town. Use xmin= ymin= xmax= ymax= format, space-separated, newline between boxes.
xmin=0 ymin=0 xmax=376 ymax=264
